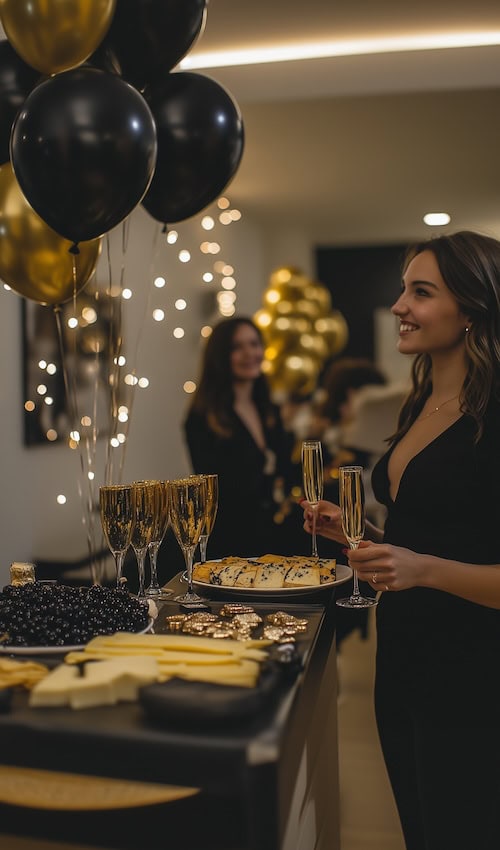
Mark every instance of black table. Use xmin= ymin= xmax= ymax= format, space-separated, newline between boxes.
xmin=0 ymin=575 xmax=342 ymax=850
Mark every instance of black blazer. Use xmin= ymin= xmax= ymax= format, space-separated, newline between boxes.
xmin=183 ymin=405 xmax=294 ymax=558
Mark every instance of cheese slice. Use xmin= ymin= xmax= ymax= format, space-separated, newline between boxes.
xmin=192 ymin=563 xmax=211 ymax=583
xmin=284 ymin=565 xmax=321 ymax=587
xmin=29 ymin=657 xmax=159 ymax=710
xmin=29 ymin=664 xmax=79 ymax=707
xmin=319 ymin=561 xmax=337 ymax=583
xmin=84 ymin=633 xmax=269 ymax=655
xmin=253 ymin=565 xmax=285 ymax=589
xmin=211 ymin=562 xmax=244 ymax=586
xmin=234 ymin=565 xmax=257 ymax=587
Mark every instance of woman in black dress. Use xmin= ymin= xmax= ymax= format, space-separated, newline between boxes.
xmin=303 ymin=231 xmax=500 ymax=850
xmin=184 ymin=317 xmax=293 ymax=559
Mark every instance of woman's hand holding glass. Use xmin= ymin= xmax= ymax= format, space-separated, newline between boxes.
xmin=301 ymin=440 xmax=324 ymax=558
xmin=336 ymin=465 xmax=377 ymax=609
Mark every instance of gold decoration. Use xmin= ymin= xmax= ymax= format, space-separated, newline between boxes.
xmin=314 ymin=311 xmax=349 ymax=357
xmin=0 ymin=163 xmax=101 ymax=305
xmin=255 ymin=265 xmax=348 ymax=397
xmin=0 ymin=0 xmax=116 ymax=75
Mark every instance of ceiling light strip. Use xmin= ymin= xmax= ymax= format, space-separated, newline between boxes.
xmin=180 ymin=31 xmax=500 ymax=69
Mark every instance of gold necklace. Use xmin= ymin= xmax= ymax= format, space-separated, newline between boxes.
xmin=417 ymin=394 xmax=459 ymax=421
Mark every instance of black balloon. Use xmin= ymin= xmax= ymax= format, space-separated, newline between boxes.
xmin=84 ymin=43 xmax=122 ymax=76
xmin=0 ymin=40 xmax=40 ymax=165
xmin=142 ymin=72 xmax=245 ymax=225
xmin=10 ymin=67 xmax=157 ymax=244
xmin=103 ymin=0 xmax=207 ymax=92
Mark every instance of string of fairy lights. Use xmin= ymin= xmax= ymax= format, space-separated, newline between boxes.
xmin=2 ymin=195 xmax=242 ymax=509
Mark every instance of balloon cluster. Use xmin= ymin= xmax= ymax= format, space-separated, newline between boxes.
xmin=0 ymin=0 xmax=245 ymax=303
xmin=254 ymin=267 xmax=349 ymax=398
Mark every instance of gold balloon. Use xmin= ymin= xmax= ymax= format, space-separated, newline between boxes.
xmin=287 ymin=298 xmax=322 ymax=321
xmin=315 ymin=311 xmax=349 ymax=357
xmin=0 ymin=0 xmax=116 ymax=75
xmin=0 ymin=163 xmax=101 ymax=305
xmin=304 ymin=284 xmax=332 ymax=316
xmin=269 ymin=351 xmax=321 ymax=398
xmin=265 ymin=280 xmax=308 ymax=304
xmin=268 ymin=266 xmax=311 ymax=292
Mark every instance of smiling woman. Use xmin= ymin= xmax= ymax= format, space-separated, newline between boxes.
xmin=302 ymin=230 xmax=500 ymax=850
xmin=183 ymin=316 xmax=295 ymax=558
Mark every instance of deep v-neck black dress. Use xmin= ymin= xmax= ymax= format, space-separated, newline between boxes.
xmin=370 ymin=401 xmax=500 ymax=850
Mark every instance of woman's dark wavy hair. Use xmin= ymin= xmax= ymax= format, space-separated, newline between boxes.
xmin=390 ymin=230 xmax=500 ymax=445
xmin=188 ymin=317 xmax=276 ymax=437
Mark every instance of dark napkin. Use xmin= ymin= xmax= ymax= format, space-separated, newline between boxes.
xmin=0 ymin=688 xmax=12 ymax=713
xmin=139 ymin=646 xmax=302 ymax=729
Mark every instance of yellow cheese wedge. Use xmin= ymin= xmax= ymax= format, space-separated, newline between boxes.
xmin=29 ymin=657 xmax=159 ymax=710
xmin=29 ymin=664 xmax=79 ymax=707
xmin=85 ymin=633 xmax=270 ymax=655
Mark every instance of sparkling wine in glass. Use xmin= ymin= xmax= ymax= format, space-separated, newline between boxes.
xmin=170 ymin=476 xmax=208 ymax=605
xmin=198 ymin=474 xmax=218 ymax=564
xmin=99 ymin=485 xmax=135 ymax=587
xmin=131 ymin=481 xmax=158 ymax=599
xmin=302 ymin=440 xmax=324 ymax=558
xmin=144 ymin=480 xmax=172 ymax=600
xmin=336 ymin=465 xmax=377 ymax=609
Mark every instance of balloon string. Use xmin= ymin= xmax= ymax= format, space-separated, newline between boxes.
xmin=73 ymin=257 xmax=102 ymax=583
xmin=116 ymin=220 xmax=162 ymax=479
xmin=53 ymin=305 xmax=99 ymax=583
xmin=103 ymin=230 xmax=126 ymax=485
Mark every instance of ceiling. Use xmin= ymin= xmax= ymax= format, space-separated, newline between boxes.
xmin=185 ymin=0 xmax=500 ymax=244
xmin=2 ymin=1 xmax=500 ymax=245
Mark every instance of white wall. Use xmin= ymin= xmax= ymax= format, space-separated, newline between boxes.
xmin=0 ymin=204 xmax=401 ymax=587
xmin=0 ymin=202 xmax=266 ymax=584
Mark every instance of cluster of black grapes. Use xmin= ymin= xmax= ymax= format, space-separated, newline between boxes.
xmin=0 ymin=583 xmax=150 ymax=647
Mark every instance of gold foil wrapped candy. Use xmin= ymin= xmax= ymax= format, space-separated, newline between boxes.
xmin=10 ymin=562 xmax=36 ymax=587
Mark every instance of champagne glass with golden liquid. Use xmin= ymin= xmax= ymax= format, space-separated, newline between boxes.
xmin=336 ymin=465 xmax=378 ymax=609
xmin=99 ymin=485 xmax=135 ymax=587
xmin=145 ymin=480 xmax=172 ymax=600
xmin=170 ymin=476 xmax=208 ymax=604
xmin=302 ymin=440 xmax=324 ymax=558
xmin=197 ymin=474 xmax=218 ymax=564
xmin=131 ymin=481 xmax=158 ymax=599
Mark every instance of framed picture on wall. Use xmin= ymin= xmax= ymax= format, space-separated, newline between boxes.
xmin=21 ymin=286 xmax=118 ymax=447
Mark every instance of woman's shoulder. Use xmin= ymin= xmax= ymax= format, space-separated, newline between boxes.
xmin=183 ymin=406 xmax=206 ymax=431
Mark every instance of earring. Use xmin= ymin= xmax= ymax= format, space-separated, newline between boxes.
xmin=465 ymin=327 xmax=469 ymax=333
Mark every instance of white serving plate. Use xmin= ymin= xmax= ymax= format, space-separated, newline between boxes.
xmin=0 ymin=618 xmax=154 ymax=656
xmin=183 ymin=562 xmax=352 ymax=596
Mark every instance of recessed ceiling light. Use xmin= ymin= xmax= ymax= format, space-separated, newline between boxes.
xmin=423 ymin=212 xmax=451 ymax=226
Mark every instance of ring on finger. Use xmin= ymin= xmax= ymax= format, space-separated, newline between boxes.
xmin=372 ymin=573 xmax=378 ymax=584
xmin=385 ymin=584 xmax=390 ymax=591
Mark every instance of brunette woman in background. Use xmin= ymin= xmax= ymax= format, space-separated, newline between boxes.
xmin=184 ymin=317 xmax=293 ymax=559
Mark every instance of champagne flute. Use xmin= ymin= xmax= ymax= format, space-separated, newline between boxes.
xmin=336 ymin=465 xmax=378 ymax=609
xmin=99 ymin=485 xmax=135 ymax=587
xmin=131 ymin=481 xmax=158 ymax=599
xmin=302 ymin=440 xmax=324 ymax=558
xmin=170 ymin=476 xmax=208 ymax=604
xmin=144 ymin=480 xmax=172 ymax=600
xmin=197 ymin=474 xmax=218 ymax=564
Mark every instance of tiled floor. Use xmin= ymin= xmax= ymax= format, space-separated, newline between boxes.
xmin=0 ymin=609 xmax=405 ymax=850
xmin=337 ymin=610 xmax=405 ymax=850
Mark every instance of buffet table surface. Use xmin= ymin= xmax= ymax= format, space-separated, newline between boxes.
xmin=0 ymin=573 xmax=341 ymax=850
